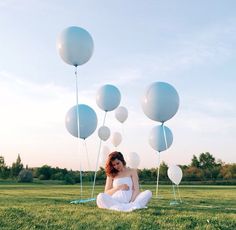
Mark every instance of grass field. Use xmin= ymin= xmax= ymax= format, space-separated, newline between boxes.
xmin=0 ymin=183 xmax=235 ymax=229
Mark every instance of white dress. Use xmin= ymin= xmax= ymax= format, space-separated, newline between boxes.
xmin=97 ymin=176 xmax=152 ymax=212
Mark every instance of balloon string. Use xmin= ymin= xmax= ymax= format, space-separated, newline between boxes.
xmin=172 ymin=183 xmax=177 ymax=201
xmin=155 ymin=152 xmax=161 ymax=198
xmin=122 ymin=124 xmax=124 ymax=139
xmin=102 ymin=111 xmax=107 ymax=126
xmin=75 ymin=66 xmax=79 ymax=133
xmin=80 ymin=160 xmax=83 ymax=200
xmin=177 ymin=185 xmax=182 ymax=203
xmin=121 ymin=124 xmax=125 ymax=150
xmin=91 ymin=138 xmax=102 ymax=198
xmin=91 ymin=111 xmax=107 ymax=198
xmin=162 ymin=123 xmax=168 ymax=150
xmin=75 ymin=66 xmax=83 ymax=200
xmin=84 ymin=140 xmax=91 ymax=171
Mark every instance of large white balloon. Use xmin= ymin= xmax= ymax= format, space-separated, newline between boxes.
xmin=167 ymin=165 xmax=183 ymax=185
xmin=111 ymin=132 xmax=122 ymax=147
xmin=57 ymin=26 xmax=94 ymax=66
xmin=65 ymin=104 xmax=97 ymax=139
xmin=142 ymin=82 xmax=179 ymax=122
xmin=115 ymin=106 xmax=128 ymax=123
xmin=126 ymin=152 xmax=140 ymax=169
xmin=149 ymin=125 xmax=173 ymax=152
xmin=96 ymin=84 xmax=121 ymax=112
xmin=99 ymin=146 xmax=110 ymax=167
xmin=98 ymin=126 xmax=110 ymax=141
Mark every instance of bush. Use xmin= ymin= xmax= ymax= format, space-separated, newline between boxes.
xmin=51 ymin=172 xmax=64 ymax=180
xmin=38 ymin=174 xmax=46 ymax=180
xmin=64 ymin=173 xmax=75 ymax=184
xmin=18 ymin=169 xmax=33 ymax=183
xmin=36 ymin=165 xmax=52 ymax=180
xmin=0 ymin=166 xmax=10 ymax=179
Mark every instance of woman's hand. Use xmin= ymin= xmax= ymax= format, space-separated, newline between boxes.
xmin=104 ymin=177 xmax=129 ymax=195
xmin=118 ymin=184 xmax=129 ymax=190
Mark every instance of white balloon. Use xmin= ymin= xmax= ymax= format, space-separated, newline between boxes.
xmin=149 ymin=125 xmax=173 ymax=152
xmin=111 ymin=132 xmax=122 ymax=147
xmin=115 ymin=106 xmax=128 ymax=123
xmin=99 ymin=146 xmax=110 ymax=167
xmin=142 ymin=82 xmax=179 ymax=122
xmin=98 ymin=126 xmax=110 ymax=141
xmin=96 ymin=84 xmax=121 ymax=112
xmin=57 ymin=26 xmax=94 ymax=66
xmin=65 ymin=104 xmax=97 ymax=139
xmin=126 ymin=152 xmax=140 ymax=169
xmin=167 ymin=165 xmax=183 ymax=185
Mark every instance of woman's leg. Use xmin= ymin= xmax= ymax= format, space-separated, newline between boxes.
xmin=133 ymin=190 xmax=152 ymax=208
xmin=97 ymin=193 xmax=120 ymax=209
xmin=97 ymin=193 xmax=135 ymax=212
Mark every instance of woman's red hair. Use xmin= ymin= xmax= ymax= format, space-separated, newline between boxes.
xmin=105 ymin=151 xmax=126 ymax=178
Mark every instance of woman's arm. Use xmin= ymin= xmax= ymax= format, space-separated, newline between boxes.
xmin=130 ymin=169 xmax=140 ymax=202
xmin=104 ymin=176 xmax=129 ymax=196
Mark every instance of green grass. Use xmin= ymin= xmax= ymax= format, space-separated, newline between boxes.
xmin=0 ymin=183 xmax=235 ymax=229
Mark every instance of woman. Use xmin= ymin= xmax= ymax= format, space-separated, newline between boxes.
xmin=97 ymin=151 xmax=152 ymax=212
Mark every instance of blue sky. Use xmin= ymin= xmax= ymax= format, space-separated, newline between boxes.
xmin=0 ymin=0 xmax=235 ymax=170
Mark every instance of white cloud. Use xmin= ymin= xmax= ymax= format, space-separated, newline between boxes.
xmin=141 ymin=20 xmax=236 ymax=79
xmin=0 ymin=70 xmax=98 ymax=138
xmin=0 ymin=70 xmax=97 ymax=168
xmin=176 ymin=102 xmax=236 ymax=135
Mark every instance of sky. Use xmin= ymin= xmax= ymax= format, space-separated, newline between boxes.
xmin=0 ymin=0 xmax=235 ymax=170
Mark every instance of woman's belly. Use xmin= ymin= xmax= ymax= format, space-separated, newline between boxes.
xmin=112 ymin=190 xmax=132 ymax=203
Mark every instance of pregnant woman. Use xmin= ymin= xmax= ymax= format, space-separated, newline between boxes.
xmin=97 ymin=151 xmax=152 ymax=212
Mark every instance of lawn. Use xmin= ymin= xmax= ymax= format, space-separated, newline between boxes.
xmin=0 ymin=183 xmax=235 ymax=229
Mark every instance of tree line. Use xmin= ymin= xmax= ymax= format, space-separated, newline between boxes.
xmin=0 ymin=152 xmax=235 ymax=184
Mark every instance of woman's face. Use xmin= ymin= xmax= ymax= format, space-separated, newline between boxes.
xmin=111 ymin=159 xmax=124 ymax=172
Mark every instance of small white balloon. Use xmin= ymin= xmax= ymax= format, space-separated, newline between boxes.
xmin=149 ymin=125 xmax=173 ymax=152
xmin=57 ymin=26 xmax=94 ymax=66
xmin=167 ymin=165 xmax=183 ymax=185
xmin=96 ymin=84 xmax=121 ymax=112
xmin=142 ymin=82 xmax=179 ymax=122
xmin=126 ymin=152 xmax=140 ymax=169
xmin=115 ymin=106 xmax=128 ymax=123
xmin=98 ymin=126 xmax=110 ymax=141
xmin=111 ymin=132 xmax=122 ymax=147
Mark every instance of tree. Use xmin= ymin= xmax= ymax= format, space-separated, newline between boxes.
xmin=183 ymin=166 xmax=203 ymax=181
xmin=139 ymin=168 xmax=152 ymax=181
xmin=199 ymin=152 xmax=221 ymax=180
xmin=51 ymin=172 xmax=64 ymax=180
xmin=199 ymin=152 xmax=218 ymax=169
xmin=11 ymin=154 xmax=23 ymax=178
xmin=96 ymin=167 xmax=106 ymax=181
xmin=191 ymin=155 xmax=200 ymax=168
xmin=0 ymin=156 xmax=5 ymax=177
xmin=36 ymin=165 xmax=52 ymax=180
xmin=0 ymin=156 xmax=4 ymax=167
xmin=51 ymin=167 xmax=68 ymax=180
xmin=0 ymin=156 xmax=10 ymax=179
xmin=18 ymin=169 xmax=33 ymax=183
xmin=220 ymin=164 xmax=236 ymax=179
xmin=64 ymin=172 xmax=75 ymax=184
xmin=190 ymin=152 xmax=221 ymax=180
xmin=159 ymin=162 xmax=168 ymax=180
